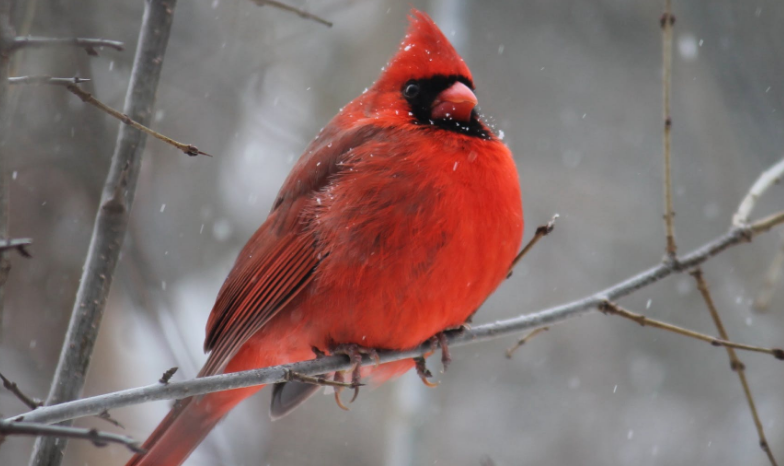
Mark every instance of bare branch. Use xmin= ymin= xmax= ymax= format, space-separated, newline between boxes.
xmin=158 ymin=367 xmax=178 ymax=385
xmin=0 ymin=237 xmax=31 ymax=257
xmin=691 ymin=269 xmax=778 ymax=466
xmin=0 ymin=371 xmax=43 ymax=410
xmin=505 ymin=327 xmax=549 ymax=359
xmin=508 ymin=214 xmax=558 ymax=276
xmin=733 ymin=157 xmax=784 ymax=227
xmin=9 ymin=36 xmax=124 ymax=55
xmin=95 ymin=410 xmax=124 ymax=429
xmin=0 ymin=420 xmax=143 ymax=453
xmin=661 ymin=0 xmax=677 ymax=258
xmin=750 ymin=210 xmax=784 ymax=235
xmin=64 ymin=82 xmax=211 ymax=157
xmin=8 ymin=76 xmax=90 ymax=85
xmin=753 ymin=232 xmax=784 ymax=311
xmin=598 ymin=301 xmax=783 ymax=360
xmin=11 ymin=213 xmax=784 ymax=427
xmin=0 ymin=0 xmax=15 ymax=342
xmin=250 ymin=0 xmax=332 ymax=27
xmin=29 ymin=1 xmax=179 ymax=464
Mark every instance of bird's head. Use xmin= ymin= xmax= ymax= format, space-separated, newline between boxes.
xmin=355 ymin=9 xmax=489 ymax=139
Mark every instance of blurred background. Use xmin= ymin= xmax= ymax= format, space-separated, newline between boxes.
xmin=1 ymin=0 xmax=784 ymax=465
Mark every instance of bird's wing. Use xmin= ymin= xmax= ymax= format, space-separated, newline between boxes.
xmin=200 ymin=124 xmax=384 ymax=376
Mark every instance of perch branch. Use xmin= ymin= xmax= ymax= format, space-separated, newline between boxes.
xmin=64 ymin=82 xmax=211 ymax=157
xmin=9 ymin=36 xmax=124 ymax=55
xmin=11 ymin=212 xmax=784 ymax=426
xmin=691 ymin=269 xmax=778 ymax=466
xmin=598 ymin=301 xmax=783 ymax=360
xmin=250 ymin=0 xmax=332 ymax=27
xmin=0 ymin=420 xmax=143 ymax=453
xmin=733 ymin=157 xmax=784 ymax=227
xmin=661 ymin=0 xmax=677 ymax=258
xmin=8 ymin=75 xmax=89 ymax=85
xmin=28 ymin=2 xmax=179 ymax=465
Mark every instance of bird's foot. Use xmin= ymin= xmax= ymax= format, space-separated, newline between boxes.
xmin=330 ymin=343 xmax=381 ymax=408
xmin=428 ymin=332 xmax=452 ymax=373
xmin=414 ymin=356 xmax=439 ymax=387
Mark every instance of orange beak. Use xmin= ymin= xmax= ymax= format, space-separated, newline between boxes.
xmin=431 ymin=81 xmax=478 ymax=122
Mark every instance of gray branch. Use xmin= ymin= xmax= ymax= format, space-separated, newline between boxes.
xmin=9 ymin=36 xmax=124 ymax=55
xmin=0 ymin=238 xmax=31 ymax=257
xmin=28 ymin=1 xmax=177 ymax=465
xmin=8 ymin=76 xmax=90 ymax=86
xmin=0 ymin=420 xmax=143 ymax=454
xmin=250 ymin=0 xmax=332 ymax=27
xmin=0 ymin=0 xmax=15 ymax=342
xmin=11 ymin=223 xmax=779 ymax=427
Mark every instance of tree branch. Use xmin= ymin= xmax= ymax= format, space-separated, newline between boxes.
xmin=250 ymin=0 xmax=332 ymax=27
xmin=0 ymin=237 xmax=31 ymax=257
xmin=0 ymin=420 xmax=143 ymax=454
xmin=753 ymin=232 xmax=784 ymax=311
xmin=11 ymin=212 xmax=784 ymax=427
xmin=8 ymin=36 xmax=124 ymax=55
xmin=1 ymin=371 xmax=43 ymax=410
xmin=28 ymin=1 xmax=178 ymax=464
xmin=598 ymin=300 xmax=783 ymax=359
xmin=733 ymin=157 xmax=784 ymax=227
xmin=661 ymin=0 xmax=677 ymax=258
xmin=691 ymin=269 xmax=778 ymax=466
xmin=8 ymin=75 xmax=89 ymax=85
xmin=0 ymin=0 xmax=15 ymax=342
xmin=64 ymin=81 xmax=211 ymax=157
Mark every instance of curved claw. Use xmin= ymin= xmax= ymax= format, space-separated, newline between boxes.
xmin=414 ymin=356 xmax=439 ymax=388
xmin=419 ymin=376 xmax=440 ymax=388
xmin=334 ymin=389 xmax=350 ymax=411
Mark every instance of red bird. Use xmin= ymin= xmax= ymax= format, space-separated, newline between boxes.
xmin=127 ymin=10 xmax=523 ymax=466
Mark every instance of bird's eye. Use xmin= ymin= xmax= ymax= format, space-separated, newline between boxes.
xmin=403 ymin=82 xmax=420 ymax=98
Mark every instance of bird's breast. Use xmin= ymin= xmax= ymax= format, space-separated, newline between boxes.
xmin=303 ymin=132 xmax=523 ymax=350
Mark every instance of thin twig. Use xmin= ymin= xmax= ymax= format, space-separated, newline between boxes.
xmin=0 ymin=0 xmax=15 ymax=344
xmin=0 ymin=237 xmax=31 ymax=257
xmin=505 ymin=327 xmax=549 ymax=358
xmin=65 ymin=83 xmax=211 ymax=157
xmin=250 ymin=0 xmax=332 ymax=27
xmin=754 ymin=232 xmax=784 ymax=311
xmin=158 ymin=367 xmax=178 ymax=384
xmin=598 ymin=301 xmax=784 ymax=360
xmin=691 ymin=269 xmax=778 ymax=466
xmin=12 ymin=214 xmax=784 ymax=427
xmin=0 ymin=420 xmax=143 ymax=453
xmin=285 ymin=370 xmax=357 ymax=389
xmin=95 ymin=410 xmax=124 ymax=429
xmin=750 ymin=210 xmax=784 ymax=236
xmin=661 ymin=0 xmax=677 ymax=258
xmin=508 ymin=214 xmax=558 ymax=277
xmin=734 ymin=157 xmax=784 ymax=227
xmin=9 ymin=36 xmax=124 ymax=55
xmin=8 ymin=75 xmax=89 ymax=85
xmin=29 ymin=2 xmax=179 ymax=465
xmin=0 ymin=371 xmax=43 ymax=409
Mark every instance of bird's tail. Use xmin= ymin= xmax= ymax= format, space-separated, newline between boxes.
xmin=125 ymin=384 xmax=261 ymax=466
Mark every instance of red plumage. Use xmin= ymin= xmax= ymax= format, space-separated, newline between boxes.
xmin=127 ymin=10 xmax=523 ymax=466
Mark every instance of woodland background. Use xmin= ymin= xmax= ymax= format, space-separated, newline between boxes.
xmin=1 ymin=0 xmax=784 ymax=465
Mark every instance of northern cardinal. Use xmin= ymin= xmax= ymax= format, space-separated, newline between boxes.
xmin=127 ymin=10 xmax=522 ymax=466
